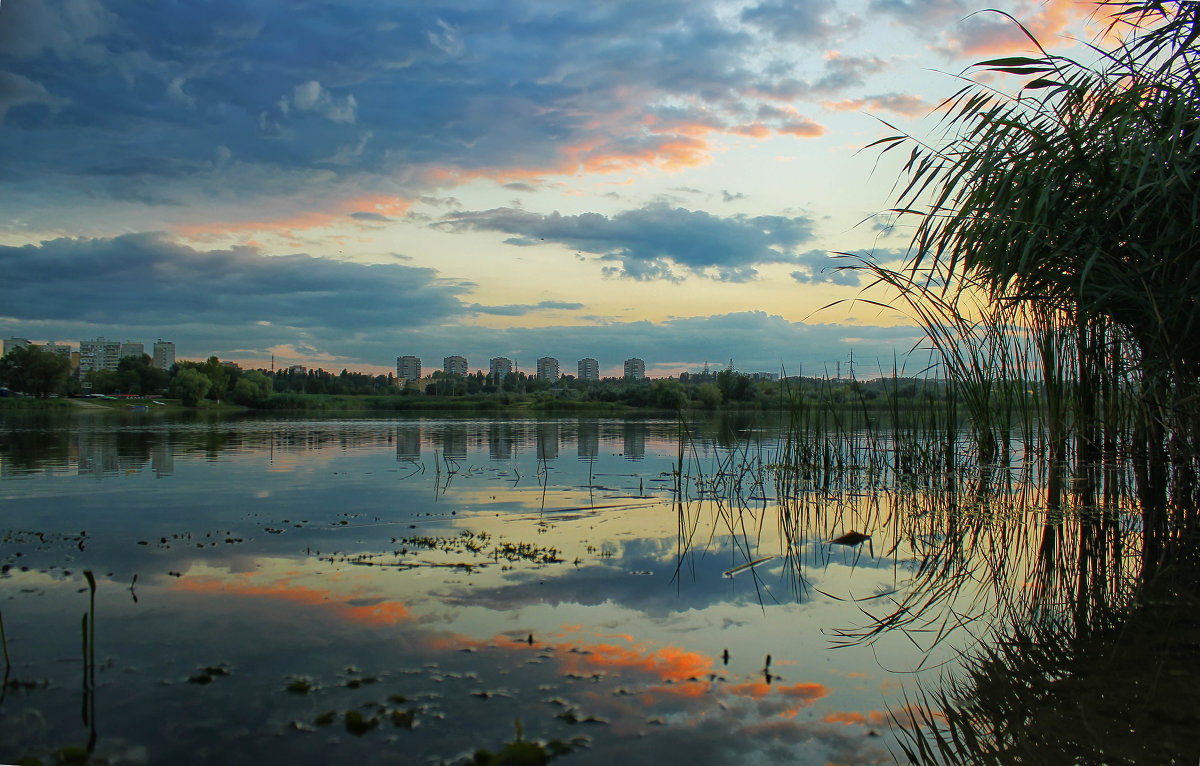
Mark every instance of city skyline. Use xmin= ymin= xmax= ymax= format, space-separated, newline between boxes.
xmin=0 ymin=1 xmax=1108 ymax=377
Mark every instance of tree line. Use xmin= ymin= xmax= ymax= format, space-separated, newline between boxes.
xmin=0 ymin=345 xmax=965 ymax=410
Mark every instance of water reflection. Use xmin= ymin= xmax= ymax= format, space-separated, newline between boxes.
xmin=1 ymin=411 xmax=1185 ymax=765
xmin=577 ymin=420 xmax=599 ymax=463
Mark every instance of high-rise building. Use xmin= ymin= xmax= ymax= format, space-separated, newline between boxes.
xmin=3 ymin=338 xmax=30 ymax=356
xmin=623 ymin=357 xmax=646 ymax=380
xmin=120 ymin=341 xmax=144 ymax=359
xmin=42 ymin=342 xmax=72 ymax=359
xmin=536 ymin=356 xmax=560 ymax=381
xmin=397 ymin=355 xmax=421 ymax=382
xmin=153 ymin=340 xmax=175 ymax=372
xmin=444 ymin=355 xmax=468 ymax=376
xmin=3 ymin=338 xmax=31 ymax=357
xmin=79 ymin=338 xmax=121 ymax=375
xmin=578 ymin=358 xmax=599 ymax=381
xmin=490 ymin=356 xmax=513 ymax=380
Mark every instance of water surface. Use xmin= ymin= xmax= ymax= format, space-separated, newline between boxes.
xmin=0 ymin=412 xmax=1034 ymax=764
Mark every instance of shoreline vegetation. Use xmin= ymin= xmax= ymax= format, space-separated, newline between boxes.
xmin=3 ymin=347 xmax=994 ymax=418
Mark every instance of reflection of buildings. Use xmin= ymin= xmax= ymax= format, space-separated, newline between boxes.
xmin=576 ymin=420 xmax=599 ymax=462
xmin=395 ymin=425 xmax=421 ymax=460
xmin=151 ymin=439 xmax=174 ymax=477
xmin=536 ymin=421 xmax=559 ymax=461
xmin=623 ymin=358 xmax=645 ymax=380
xmin=397 ymin=355 xmax=421 ymax=382
xmin=438 ymin=423 xmax=468 ymax=460
xmin=578 ymin=358 xmax=599 ymax=381
xmin=444 ymin=355 xmax=468 ymax=376
xmin=622 ymin=421 xmax=646 ymax=461
xmin=76 ymin=431 xmax=121 ymax=476
xmin=488 ymin=422 xmax=515 ymax=461
xmin=536 ymin=357 xmax=560 ymax=380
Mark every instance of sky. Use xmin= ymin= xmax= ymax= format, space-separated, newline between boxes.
xmin=0 ymin=0 xmax=1107 ymax=378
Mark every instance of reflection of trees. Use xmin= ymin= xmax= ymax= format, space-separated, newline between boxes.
xmin=0 ymin=415 xmax=76 ymax=474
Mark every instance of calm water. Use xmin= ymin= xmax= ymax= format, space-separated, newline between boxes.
xmin=0 ymin=411 xmax=1016 ymax=765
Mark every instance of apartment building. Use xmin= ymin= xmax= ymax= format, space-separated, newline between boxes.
xmin=577 ymin=357 xmax=599 ymax=381
xmin=42 ymin=342 xmax=72 ymax=359
xmin=397 ymin=355 xmax=421 ymax=382
xmin=79 ymin=338 xmax=121 ymax=375
xmin=443 ymin=355 xmax=468 ymax=376
xmin=536 ymin=356 xmax=560 ymax=381
xmin=153 ymin=340 xmax=175 ymax=372
xmin=2 ymin=338 xmax=30 ymax=356
xmin=120 ymin=341 xmax=144 ymax=359
xmin=623 ymin=357 xmax=645 ymax=380
xmin=489 ymin=356 xmax=513 ymax=380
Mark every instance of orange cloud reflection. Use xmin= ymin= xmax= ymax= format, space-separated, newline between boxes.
xmin=173 ymin=574 xmax=411 ymax=626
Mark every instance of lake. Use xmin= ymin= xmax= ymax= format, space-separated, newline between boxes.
xmin=0 ymin=411 xmax=1135 ymax=764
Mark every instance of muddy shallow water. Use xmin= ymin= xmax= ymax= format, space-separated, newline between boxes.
xmin=0 ymin=412 xmax=1047 ymax=764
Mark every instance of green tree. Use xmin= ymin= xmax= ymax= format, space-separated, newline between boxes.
xmin=232 ymin=370 xmax=274 ymax=406
xmin=651 ymin=379 xmax=688 ymax=410
xmin=0 ymin=346 xmax=72 ymax=398
xmin=116 ymin=353 xmax=167 ymax=395
xmin=86 ymin=369 xmax=121 ymax=395
xmin=170 ymin=368 xmax=212 ymax=406
xmin=200 ymin=356 xmax=230 ymax=401
xmin=697 ymin=382 xmax=722 ymax=410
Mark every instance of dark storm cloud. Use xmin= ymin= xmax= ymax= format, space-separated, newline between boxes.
xmin=0 ymin=233 xmax=466 ymax=331
xmin=436 ymin=203 xmax=818 ymax=282
xmin=0 ymin=0 xmax=867 ymax=218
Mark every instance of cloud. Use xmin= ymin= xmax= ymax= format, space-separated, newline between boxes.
xmin=0 ymin=232 xmax=466 ymax=336
xmin=789 ymin=249 xmax=861 ymax=286
xmin=0 ymin=0 xmax=877 ymax=229
xmin=436 ymin=203 xmax=818 ymax=282
xmin=813 ymin=52 xmax=889 ymax=93
xmin=467 ymin=300 xmax=585 ymax=316
xmin=288 ymin=80 xmax=357 ymax=123
xmin=740 ymin=0 xmax=861 ymax=43
xmin=0 ymin=234 xmax=924 ymax=375
xmin=870 ymin=0 xmax=1088 ymax=57
xmin=824 ymin=92 xmax=928 ymax=117
xmin=0 ymin=71 xmax=67 ymax=123
xmin=349 ymin=211 xmax=392 ymax=222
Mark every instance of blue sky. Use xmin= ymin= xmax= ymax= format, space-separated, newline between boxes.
xmin=0 ymin=0 xmax=1099 ymax=377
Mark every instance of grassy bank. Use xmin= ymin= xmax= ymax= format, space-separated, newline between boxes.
xmin=0 ymin=397 xmax=76 ymax=411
